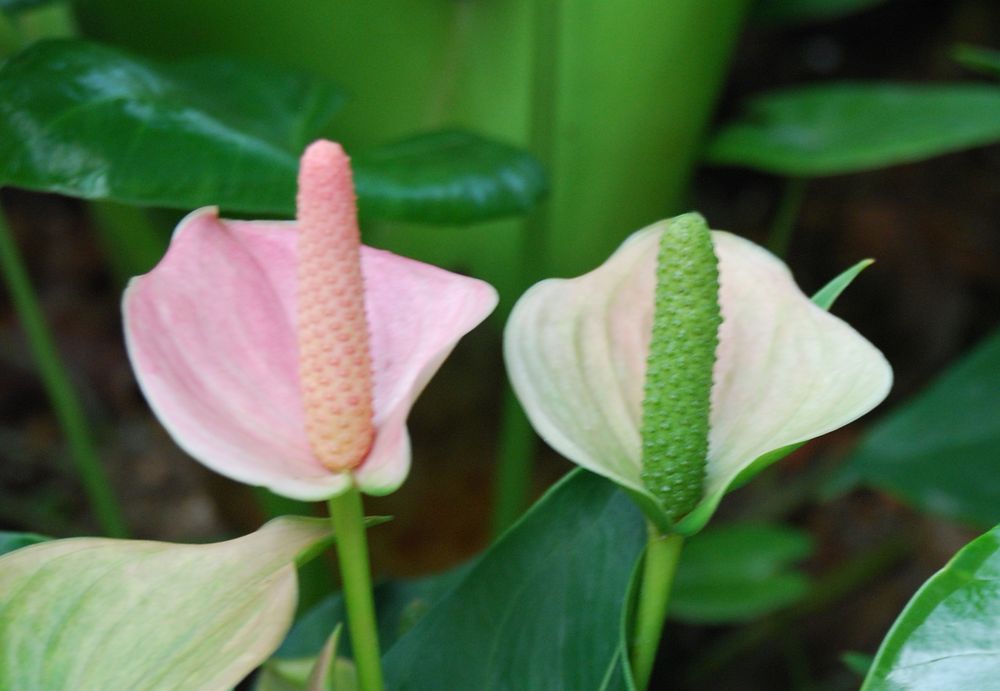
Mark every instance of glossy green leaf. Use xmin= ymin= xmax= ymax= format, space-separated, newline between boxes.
xmin=352 ymin=130 xmax=546 ymax=224
xmin=0 ymin=516 xmax=332 ymax=690
xmin=706 ymin=83 xmax=1000 ymax=176
xmin=671 ymin=523 xmax=813 ymax=623
xmin=0 ymin=39 xmax=545 ymax=223
xmin=382 ymin=469 xmax=646 ymax=690
xmin=752 ymin=0 xmax=887 ymax=25
xmin=842 ymin=328 xmax=1000 ymax=527
xmin=0 ymin=531 xmax=48 ymax=556
xmin=863 ymin=523 xmax=1000 ymax=690
xmin=954 ymin=44 xmax=1000 ymax=80
xmin=0 ymin=39 xmax=343 ymax=213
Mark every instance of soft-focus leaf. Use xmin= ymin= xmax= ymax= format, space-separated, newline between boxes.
xmin=0 ymin=531 xmax=48 ymax=556
xmin=671 ymin=523 xmax=813 ymax=623
xmin=0 ymin=39 xmax=545 ymax=223
xmin=706 ymin=83 xmax=1000 ymax=176
xmin=863 ymin=524 xmax=1000 ymax=690
xmin=257 ymin=626 xmax=357 ymax=691
xmin=0 ymin=516 xmax=331 ymax=690
xmin=954 ymin=44 xmax=1000 ymax=80
xmin=352 ymin=130 xmax=547 ymax=224
xmin=0 ymin=0 xmax=58 ymax=14
xmin=752 ymin=0 xmax=887 ymax=25
xmin=843 ymin=651 xmax=875 ymax=677
xmin=841 ymin=329 xmax=1000 ymax=527
xmin=382 ymin=469 xmax=645 ymax=690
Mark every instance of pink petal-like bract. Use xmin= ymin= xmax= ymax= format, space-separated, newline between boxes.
xmin=124 ymin=142 xmax=498 ymax=500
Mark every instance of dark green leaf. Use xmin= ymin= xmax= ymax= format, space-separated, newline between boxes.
xmin=843 ymin=328 xmax=1000 ymax=527
xmin=353 ymin=130 xmax=547 ymax=224
xmin=0 ymin=531 xmax=48 ymax=556
xmin=0 ymin=39 xmax=545 ymax=223
xmin=706 ymin=83 xmax=1000 ymax=176
xmin=0 ymin=38 xmax=343 ymax=213
xmin=842 ymin=651 xmax=874 ymax=677
xmin=671 ymin=523 xmax=813 ymax=623
xmin=752 ymin=0 xmax=887 ymax=26
xmin=954 ymin=44 xmax=1000 ymax=80
xmin=276 ymin=561 xmax=471 ymax=660
xmin=863 ymin=524 xmax=1000 ymax=690
xmin=382 ymin=470 xmax=646 ymax=690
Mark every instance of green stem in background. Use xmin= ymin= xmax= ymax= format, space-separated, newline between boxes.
xmin=766 ymin=177 xmax=808 ymax=258
xmin=630 ymin=524 xmax=684 ymax=691
xmin=328 ymin=485 xmax=384 ymax=691
xmin=0 ymin=206 xmax=128 ymax=537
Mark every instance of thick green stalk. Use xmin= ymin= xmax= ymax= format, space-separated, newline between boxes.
xmin=328 ymin=486 xmax=383 ymax=691
xmin=0 ymin=207 xmax=128 ymax=537
xmin=630 ymin=524 xmax=684 ymax=690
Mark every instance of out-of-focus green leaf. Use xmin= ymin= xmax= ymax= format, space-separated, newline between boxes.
xmin=843 ymin=651 xmax=875 ymax=677
xmin=0 ymin=531 xmax=48 ymax=556
xmin=706 ymin=83 xmax=1000 ymax=176
xmin=382 ymin=470 xmax=645 ymax=690
xmin=752 ymin=0 xmax=887 ymax=25
xmin=0 ymin=39 xmax=545 ymax=223
xmin=842 ymin=329 xmax=1000 ymax=527
xmin=257 ymin=626 xmax=357 ymax=691
xmin=954 ymin=44 xmax=1000 ymax=80
xmin=353 ymin=130 xmax=547 ymax=224
xmin=671 ymin=523 xmax=813 ymax=623
xmin=863 ymin=524 xmax=1000 ymax=690
xmin=0 ymin=516 xmax=331 ymax=690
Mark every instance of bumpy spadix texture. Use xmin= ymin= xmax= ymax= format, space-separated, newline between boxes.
xmin=641 ymin=214 xmax=720 ymax=519
xmin=124 ymin=140 xmax=497 ymax=500
xmin=505 ymin=217 xmax=892 ymax=524
xmin=296 ymin=142 xmax=374 ymax=472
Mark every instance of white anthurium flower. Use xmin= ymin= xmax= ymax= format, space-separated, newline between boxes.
xmin=504 ymin=215 xmax=892 ymax=533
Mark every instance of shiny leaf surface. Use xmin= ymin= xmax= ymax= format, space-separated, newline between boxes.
xmin=863 ymin=524 xmax=1000 ymax=690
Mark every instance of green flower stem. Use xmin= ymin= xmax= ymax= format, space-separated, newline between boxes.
xmin=630 ymin=523 xmax=684 ymax=690
xmin=0 ymin=206 xmax=128 ymax=537
xmin=766 ymin=177 xmax=808 ymax=258
xmin=328 ymin=485 xmax=384 ymax=691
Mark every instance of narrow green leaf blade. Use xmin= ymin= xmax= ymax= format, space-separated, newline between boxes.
xmin=954 ymin=44 xmax=1000 ymax=80
xmin=706 ymin=83 xmax=1000 ymax=176
xmin=843 ymin=328 xmax=1000 ymax=527
xmin=0 ymin=516 xmax=331 ymax=690
xmin=382 ymin=470 xmax=645 ymax=690
xmin=671 ymin=523 xmax=813 ymax=623
xmin=352 ymin=130 xmax=547 ymax=224
xmin=863 ymin=524 xmax=1000 ymax=690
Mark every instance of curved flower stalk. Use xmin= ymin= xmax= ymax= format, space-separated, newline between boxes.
xmin=504 ymin=214 xmax=892 ymax=534
xmin=124 ymin=140 xmax=498 ymax=501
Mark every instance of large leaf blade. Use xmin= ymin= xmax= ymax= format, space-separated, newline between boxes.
xmin=863 ymin=524 xmax=1000 ymax=690
xmin=0 ymin=516 xmax=331 ymax=690
xmin=706 ymin=83 xmax=1000 ymax=176
xmin=382 ymin=469 xmax=646 ymax=690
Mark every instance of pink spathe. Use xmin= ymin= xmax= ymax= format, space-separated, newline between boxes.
xmin=124 ymin=142 xmax=498 ymax=500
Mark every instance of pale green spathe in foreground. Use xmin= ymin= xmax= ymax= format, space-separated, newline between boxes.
xmin=0 ymin=517 xmax=332 ymax=691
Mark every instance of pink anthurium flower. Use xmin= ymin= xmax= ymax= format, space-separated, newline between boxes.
xmin=124 ymin=140 xmax=498 ymax=500
xmin=504 ymin=217 xmax=892 ymax=532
